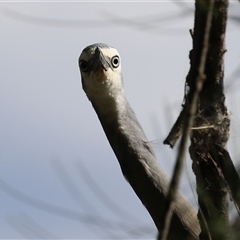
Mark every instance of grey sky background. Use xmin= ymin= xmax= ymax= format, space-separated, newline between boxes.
xmin=1 ymin=1 xmax=240 ymax=239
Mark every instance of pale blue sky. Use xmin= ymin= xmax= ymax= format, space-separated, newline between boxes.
xmin=1 ymin=1 xmax=240 ymax=239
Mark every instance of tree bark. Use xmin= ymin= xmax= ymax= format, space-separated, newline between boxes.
xmin=188 ymin=1 xmax=231 ymax=239
xmin=164 ymin=0 xmax=235 ymax=239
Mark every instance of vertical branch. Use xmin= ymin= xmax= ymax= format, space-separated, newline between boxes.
xmin=159 ymin=1 xmax=214 ymax=240
xmin=163 ymin=0 xmax=234 ymax=239
xmin=188 ymin=0 xmax=231 ymax=239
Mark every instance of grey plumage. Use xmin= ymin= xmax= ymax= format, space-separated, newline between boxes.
xmin=78 ymin=43 xmax=200 ymax=239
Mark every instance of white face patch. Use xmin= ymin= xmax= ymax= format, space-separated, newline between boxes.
xmin=79 ymin=44 xmax=125 ymax=117
xmin=79 ymin=45 xmax=123 ymax=101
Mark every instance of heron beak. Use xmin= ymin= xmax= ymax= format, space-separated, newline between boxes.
xmin=91 ymin=47 xmax=112 ymax=72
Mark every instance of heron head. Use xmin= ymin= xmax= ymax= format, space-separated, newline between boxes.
xmin=79 ymin=43 xmax=123 ymax=101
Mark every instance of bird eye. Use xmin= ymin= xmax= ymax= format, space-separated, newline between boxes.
xmin=111 ymin=56 xmax=120 ymax=68
xmin=79 ymin=60 xmax=88 ymax=72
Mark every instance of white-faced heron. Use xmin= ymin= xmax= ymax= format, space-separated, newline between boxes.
xmin=78 ymin=43 xmax=200 ymax=239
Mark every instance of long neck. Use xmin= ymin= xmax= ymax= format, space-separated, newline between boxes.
xmin=90 ymin=94 xmax=200 ymax=239
xmin=92 ymin=93 xmax=153 ymax=156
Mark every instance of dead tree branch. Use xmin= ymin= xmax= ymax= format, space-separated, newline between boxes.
xmin=189 ymin=1 xmax=231 ymax=239
xmin=159 ymin=1 xmax=215 ymax=239
xmin=165 ymin=0 xmax=237 ymax=239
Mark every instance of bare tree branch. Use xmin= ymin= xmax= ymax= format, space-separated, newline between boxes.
xmin=188 ymin=0 xmax=232 ymax=239
xmin=160 ymin=1 xmax=215 ymax=239
xmin=163 ymin=0 xmax=239 ymax=239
